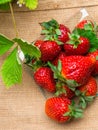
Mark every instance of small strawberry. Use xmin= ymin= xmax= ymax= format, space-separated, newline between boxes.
xmin=34 ymin=67 xmax=56 ymax=92
xmin=48 ymin=56 xmax=95 ymax=90
xmin=45 ymin=97 xmax=83 ymax=123
xmin=41 ymin=19 xmax=70 ymax=43
xmin=40 ymin=40 xmax=61 ymax=62
xmin=64 ymin=34 xmax=90 ymax=55
xmin=76 ymin=20 xmax=93 ymax=30
xmin=88 ymin=50 xmax=98 ymax=75
xmin=76 ymin=77 xmax=97 ymax=108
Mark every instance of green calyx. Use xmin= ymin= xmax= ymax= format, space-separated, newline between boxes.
xmin=75 ymin=90 xmax=95 ymax=109
xmin=25 ymin=58 xmax=46 ymax=72
xmin=55 ymin=81 xmax=66 ymax=96
xmin=48 ymin=60 xmax=79 ymax=91
xmin=68 ymin=33 xmax=81 ymax=48
xmin=40 ymin=19 xmax=63 ymax=45
xmin=63 ymin=101 xmax=83 ymax=119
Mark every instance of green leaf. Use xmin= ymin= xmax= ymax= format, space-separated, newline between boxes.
xmin=0 ymin=3 xmax=10 ymax=10
xmin=25 ymin=0 xmax=38 ymax=10
xmin=14 ymin=38 xmax=41 ymax=58
xmin=0 ymin=0 xmax=12 ymax=4
xmin=0 ymin=34 xmax=14 ymax=56
xmin=1 ymin=47 xmax=22 ymax=88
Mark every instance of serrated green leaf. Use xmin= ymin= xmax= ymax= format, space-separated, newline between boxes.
xmin=0 ymin=34 xmax=14 ymax=56
xmin=0 ymin=0 xmax=12 ymax=4
xmin=25 ymin=0 xmax=38 ymax=10
xmin=0 ymin=3 xmax=10 ymax=10
xmin=1 ymin=47 xmax=22 ymax=88
xmin=14 ymin=38 xmax=41 ymax=58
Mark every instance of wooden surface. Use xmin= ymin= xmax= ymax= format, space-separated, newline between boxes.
xmin=0 ymin=1 xmax=98 ymax=130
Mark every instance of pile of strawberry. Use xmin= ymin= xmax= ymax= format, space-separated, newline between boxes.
xmin=25 ymin=19 xmax=98 ymax=123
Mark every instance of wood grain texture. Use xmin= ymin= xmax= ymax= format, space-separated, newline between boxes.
xmin=0 ymin=1 xmax=98 ymax=130
xmin=0 ymin=6 xmax=98 ymax=42
xmin=1 ymin=0 xmax=98 ymax=12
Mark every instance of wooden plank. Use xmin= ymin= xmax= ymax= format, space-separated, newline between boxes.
xmin=0 ymin=5 xmax=98 ymax=130
xmin=0 ymin=6 xmax=98 ymax=41
xmin=0 ymin=0 xmax=98 ymax=12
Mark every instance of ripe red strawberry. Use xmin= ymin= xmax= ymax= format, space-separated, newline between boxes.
xmin=34 ymin=67 xmax=56 ymax=92
xmin=64 ymin=36 xmax=90 ymax=55
xmin=52 ymin=52 xmax=66 ymax=66
xmin=88 ymin=50 xmax=98 ymax=75
xmin=76 ymin=77 xmax=97 ymax=108
xmin=48 ymin=56 xmax=95 ymax=90
xmin=45 ymin=97 xmax=83 ymax=123
xmin=40 ymin=40 xmax=61 ymax=62
xmin=34 ymin=40 xmax=44 ymax=49
xmin=76 ymin=20 xmax=93 ymax=29
xmin=41 ymin=19 xmax=70 ymax=43
xmin=61 ymin=56 xmax=95 ymax=87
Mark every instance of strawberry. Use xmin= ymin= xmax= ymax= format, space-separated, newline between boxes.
xmin=88 ymin=50 xmax=98 ymax=75
xmin=76 ymin=20 xmax=93 ymax=29
xmin=34 ymin=67 xmax=56 ymax=92
xmin=48 ymin=56 xmax=95 ymax=90
xmin=76 ymin=77 xmax=97 ymax=108
xmin=64 ymin=35 xmax=90 ymax=55
xmin=34 ymin=40 xmax=44 ymax=49
xmin=52 ymin=52 xmax=66 ymax=66
xmin=41 ymin=19 xmax=70 ymax=43
xmin=61 ymin=56 xmax=95 ymax=86
xmin=45 ymin=97 xmax=83 ymax=123
xmin=40 ymin=40 xmax=61 ymax=62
